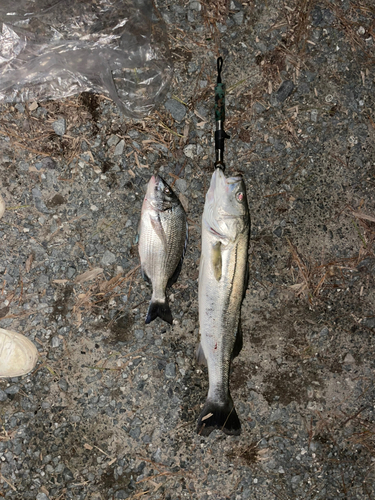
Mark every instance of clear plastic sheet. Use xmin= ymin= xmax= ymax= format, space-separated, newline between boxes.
xmin=0 ymin=0 xmax=173 ymax=118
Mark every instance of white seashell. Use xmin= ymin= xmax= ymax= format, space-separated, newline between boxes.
xmin=0 ymin=194 xmax=5 ymax=219
xmin=0 ymin=328 xmax=39 ymax=378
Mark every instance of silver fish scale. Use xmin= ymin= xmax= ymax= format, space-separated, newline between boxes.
xmin=197 ymin=168 xmax=250 ymax=435
xmin=199 ymin=229 xmax=248 ymax=400
xmin=140 ymin=204 xmax=186 ymax=301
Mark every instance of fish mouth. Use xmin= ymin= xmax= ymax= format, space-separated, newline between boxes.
xmin=144 ymin=175 xmax=160 ymax=207
xmin=208 ymin=169 xmax=243 ymax=200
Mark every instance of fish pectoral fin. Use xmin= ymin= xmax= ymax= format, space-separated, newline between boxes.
xmin=231 ymin=317 xmax=243 ymax=359
xmin=150 ymin=214 xmax=168 ymax=250
xmin=212 ymin=242 xmax=222 ymax=281
xmin=167 ymin=256 xmax=183 ymax=288
xmin=195 ymin=343 xmax=207 ymax=366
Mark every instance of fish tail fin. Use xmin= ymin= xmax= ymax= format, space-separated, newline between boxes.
xmin=145 ymin=299 xmax=173 ymax=325
xmin=196 ymin=398 xmax=241 ymax=437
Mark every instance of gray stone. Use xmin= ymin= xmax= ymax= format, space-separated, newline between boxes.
xmin=0 ymin=389 xmax=7 ymax=401
xmin=311 ymin=6 xmax=323 ymax=26
xmin=51 ymin=336 xmax=60 ymax=348
xmin=188 ymin=61 xmax=199 ymax=73
xmin=276 ymin=80 xmax=295 ymax=102
xmin=304 ymin=70 xmax=317 ymax=82
xmin=175 ymin=178 xmax=188 ymax=194
xmin=253 ymin=101 xmax=266 ymax=114
xmin=319 ymin=327 xmax=329 ymax=337
xmin=59 ymin=378 xmax=69 ymax=391
xmin=18 ymin=161 xmax=29 ymax=171
xmin=311 ymin=109 xmax=318 ymax=122
xmin=107 ymin=135 xmax=120 ymax=147
xmin=102 ymin=250 xmax=116 ymax=266
xmin=344 ymin=353 xmax=355 ymax=364
xmin=298 ymin=82 xmax=310 ymax=94
xmin=66 ymin=267 xmax=76 ymax=279
xmin=164 ymin=99 xmax=187 ymax=122
xmin=189 ymin=1 xmax=201 ymax=11
xmin=15 ymin=103 xmax=25 ymax=113
xmin=36 ymin=493 xmax=49 ymax=500
xmin=233 ymin=11 xmax=244 ymax=25
xmin=63 ymin=467 xmax=74 ymax=481
xmin=32 ymin=188 xmax=42 ymax=199
xmin=269 ymin=409 xmax=282 ymax=422
xmin=5 ymin=385 xmax=19 ymax=395
xmin=364 ymin=317 xmax=375 ymax=328
xmin=32 ymin=188 xmax=50 ymax=214
xmin=142 ymin=434 xmax=151 ymax=444
xmin=183 ymin=144 xmax=196 ymax=159
xmin=53 ymin=118 xmax=66 ymax=136
xmin=129 ymin=426 xmax=141 ymax=439
xmin=134 ymin=329 xmax=144 ymax=340
xmin=165 ymin=362 xmax=176 ymax=379
xmin=114 ymin=139 xmax=125 ymax=156
xmin=115 ymin=490 xmax=129 ymax=499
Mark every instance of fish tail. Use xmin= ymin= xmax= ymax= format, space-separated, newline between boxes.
xmin=196 ymin=398 xmax=241 ymax=436
xmin=145 ymin=299 xmax=173 ymax=325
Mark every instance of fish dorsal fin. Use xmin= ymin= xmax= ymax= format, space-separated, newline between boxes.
xmin=150 ymin=213 xmax=168 ymax=250
xmin=212 ymin=242 xmax=222 ymax=281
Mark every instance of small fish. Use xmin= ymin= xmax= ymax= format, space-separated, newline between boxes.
xmin=197 ymin=168 xmax=250 ymax=436
xmin=138 ymin=174 xmax=188 ymax=325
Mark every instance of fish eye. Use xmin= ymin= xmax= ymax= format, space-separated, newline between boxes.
xmin=164 ymin=186 xmax=171 ymax=195
xmin=236 ymin=191 xmax=244 ymax=202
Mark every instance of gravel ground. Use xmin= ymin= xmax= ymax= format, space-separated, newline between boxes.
xmin=1 ymin=0 xmax=375 ymax=499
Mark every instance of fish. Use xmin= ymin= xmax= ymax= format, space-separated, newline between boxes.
xmin=197 ymin=168 xmax=250 ymax=436
xmin=138 ymin=174 xmax=188 ymax=325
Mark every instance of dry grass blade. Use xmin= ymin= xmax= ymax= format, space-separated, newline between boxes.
xmin=0 ymin=474 xmax=17 ymax=491
xmin=288 ymin=205 xmax=375 ymax=300
xmin=75 ymin=267 xmax=104 ymax=284
xmin=226 ymin=440 xmax=260 ymax=465
xmin=72 ymin=265 xmax=140 ymax=322
xmin=25 ymin=253 xmax=34 ymax=273
xmin=287 ymin=238 xmax=314 ymax=299
xmin=351 ymin=211 xmax=375 ymax=224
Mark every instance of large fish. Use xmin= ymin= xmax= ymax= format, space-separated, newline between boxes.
xmin=197 ymin=168 xmax=250 ymax=436
xmin=138 ymin=174 xmax=188 ymax=325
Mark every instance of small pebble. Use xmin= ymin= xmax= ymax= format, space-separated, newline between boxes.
xmin=189 ymin=1 xmax=201 ymax=11
xmin=183 ymin=144 xmax=196 ymax=159
xmin=36 ymin=493 xmax=49 ymax=500
xmin=101 ymin=250 xmax=116 ymax=266
xmin=165 ymin=362 xmax=176 ymax=379
xmin=114 ymin=139 xmax=125 ymax=156
xmin=52 ymin=117 xmax=66 ymax=136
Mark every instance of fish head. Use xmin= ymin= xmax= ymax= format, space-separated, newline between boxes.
xmin=143 ymin=174 xmax=179 ymax=212
xmin=204 ymin=168 xmax=249 ymax=242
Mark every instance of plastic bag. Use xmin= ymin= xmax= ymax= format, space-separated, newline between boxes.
xmin=0 ymin=0 xmax=173 ymax=118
